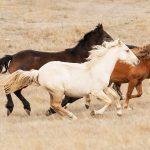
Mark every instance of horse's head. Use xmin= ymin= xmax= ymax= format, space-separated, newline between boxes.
xmin=81 ymin=23 xmax=113 ymax=46
xmin=0 ymin=55 xmax=11 ymax=74
xmin=81 ymin=24 xmax=104 ymax=46
xmin=72 ymin=24 xmax=113 ymax=55
xmin=111 ymin=39 xmax=140 ymax=66
xmin=91 ymin=24 xmax=113 ymax=45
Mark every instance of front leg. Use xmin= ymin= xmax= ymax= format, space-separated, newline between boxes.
xmin=90 ymin=90 xmax=112 ymax=116
xmin=104 ymin=87 xmax=122 ymax=116
xmin=124 ymin=79 xmax=137 ymax=109
xmin=14 ymin=89 xmax=31 ymax=115
xmin=5 ymin=94 xmax=14 ymax=116
xmin=85 ymin=95 xmax=91 ymax=109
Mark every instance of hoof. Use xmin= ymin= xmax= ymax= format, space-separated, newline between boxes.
xmin=25 ymin=109 xmax=31 ymax=116
xmin=85 ymin=104 xmax=89 ymax=109
xmin=45 ymin=110 xmax=52 ymax=116
xmin=70 ymin=116 xmax=77 ymax=120
xmin=123 ymin=106 xmax=133 ymax=111
xmin=90 ymin=110 xmax=95 ymax=116
xmin=120 ymin=97 xmax=123 ymax=100
xmin=45 ymin=111 xmax=51 ymax=116
xmin=6 ymin=104 xmax=14 ymax=116
xmin=45 ymin=110 xmax=51 ymax=116
xmin=45 ymin=108 xmax=56 ymax=116
xmin=117 ymin=110 xmax=122 ymax=117
xmin=7 ymin=109 xmax=12 ymax=116
xmin=64 ymin=106 xmax=67 ymax=109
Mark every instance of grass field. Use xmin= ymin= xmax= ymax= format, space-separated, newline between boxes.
xmin=0 ymin=0 xmax=150 ymax=150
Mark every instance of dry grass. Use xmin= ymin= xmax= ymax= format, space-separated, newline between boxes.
xmin=0 ymin=0 xmax=150 ymax=150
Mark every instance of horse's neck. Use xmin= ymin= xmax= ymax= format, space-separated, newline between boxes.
xmin=70 ymin=41 xmax=93 ymax=55
xmin=89 ymin=48 xmax=119 ymax=81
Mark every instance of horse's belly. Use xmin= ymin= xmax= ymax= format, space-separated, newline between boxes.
xmin=64 ymin=82 xmax=91 ymax=98
xmin=65 ymin=89 xmax=89 ymax=98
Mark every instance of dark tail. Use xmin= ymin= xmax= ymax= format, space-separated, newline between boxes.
xmin=0 ymin=55 xmax=12 ymax=73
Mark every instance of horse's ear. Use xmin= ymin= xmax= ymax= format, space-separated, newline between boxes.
xmin=116 ymin=39 xmax=121 ymax=46
xmin=97 ymin=23 xmax=103 ymax=30
xmin=102 ymin=41 xmax=107 ymax=47
xmin=92 ymin=45 xmax=99 ymax=50
xmin=118 ymin=39 xmax=122 ymax=46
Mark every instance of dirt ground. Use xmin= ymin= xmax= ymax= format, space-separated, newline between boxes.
xmin=0 ymin=0 xmax=150 ymax=150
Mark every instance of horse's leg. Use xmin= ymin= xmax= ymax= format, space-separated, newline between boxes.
xmin=124 ymin=80 xmax=138 ymax=110
xmin=130 ymin=81 xmax=142 ymax=99
xmin=85 ymin=95 xmax=91 ymax=109
xmin=112 ymin=83 xmax=123 ymax=100
xmin=5 ymin=94 xmax=14 ymax=116
xmin=90 ymin=90 xmax=112 ymax=116
xmin=14 ymin=89 xmax=31 ymax=115
xmin=46 ymin=96 xmax=78 ymax=116
xmin=61 ymin=96 xmax=78 ymax=109
xmin=50 ymin=93 xmax=77 ymax=120
xmin=104 ymin=87 xmax=122 ymax=116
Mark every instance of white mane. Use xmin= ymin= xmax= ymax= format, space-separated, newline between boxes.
xmin=87 ymin=40 xmax=121 ymax=61
xmin=85 ymin=40 xmax=121 ymax=69
xmin=86 ymin=45 xmax=107 ymax=61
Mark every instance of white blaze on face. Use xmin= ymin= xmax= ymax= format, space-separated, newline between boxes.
xmin=1 ymin=65 xmax=5 ymax=73
xmin=118 ymin=41 xmax=139 ymax=66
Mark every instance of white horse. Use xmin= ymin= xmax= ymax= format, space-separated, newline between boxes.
xmin=1 ymin=40 xmax=139 ymax=120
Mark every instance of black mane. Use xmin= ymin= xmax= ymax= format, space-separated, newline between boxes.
xmin=66 ymin=24 xmax=113 ymax=55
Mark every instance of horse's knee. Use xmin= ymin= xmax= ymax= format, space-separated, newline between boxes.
xmin=51 ymin=102 xmax=61 ymax=110
xmin=114 ymin=93 xmax=120 ymax=100
xmin=137 ymin=92 xmax=142 ymax=97
xmin=107 ymin=99 xmax=112 ymax=105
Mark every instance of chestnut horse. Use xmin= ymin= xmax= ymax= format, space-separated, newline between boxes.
xmin=0 ymin=24 xmax=114 ymax=115
xmin=109 ymin=45 xmax=150 ymax=109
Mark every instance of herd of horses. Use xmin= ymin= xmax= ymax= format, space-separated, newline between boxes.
xmin=0 ymin=24 xmax=150 ymax=119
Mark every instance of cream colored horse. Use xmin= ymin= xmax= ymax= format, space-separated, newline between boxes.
xmin=1 ymin=40 xmax=139 ymax=120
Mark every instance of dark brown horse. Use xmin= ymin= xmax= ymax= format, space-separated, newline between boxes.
xmin=0 ymin=24 xmax=114 ymax=115
xmin=109 ymin=45 xmax=150 ymax=109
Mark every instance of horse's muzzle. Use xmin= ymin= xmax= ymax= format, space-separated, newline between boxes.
xmin=134 ymin=59 xmax=140 ymax=66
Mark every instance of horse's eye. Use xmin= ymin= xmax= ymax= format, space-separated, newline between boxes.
xmin=126 ymin=50 xmax=129 ymax=52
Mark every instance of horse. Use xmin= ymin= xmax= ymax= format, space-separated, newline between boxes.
xmin=0 ymin=24 xmax=137 ymax=116
xmin=1 ymin=40 xmax=139 ymax=119
xmin=0 ymin=24 xmax=114 ymax=116
xmin=108 ymin=44 xmax=150 ymax=109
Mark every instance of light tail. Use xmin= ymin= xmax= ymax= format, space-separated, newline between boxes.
xmin=0 ymin=70 xmax=39 ymax=94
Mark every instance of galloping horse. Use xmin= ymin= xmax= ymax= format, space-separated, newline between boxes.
xmin=0 ymin=24 xmax=113 ymax=115
xmin=1 ymin=40 xmax=139 ymax=119
xmin=109 ymin=45 xmax=150 ymax=109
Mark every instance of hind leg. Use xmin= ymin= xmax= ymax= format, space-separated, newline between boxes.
xmin=85 ymin=95 xmax=91 ymax=109
xmin=5 ymin=94 xmax=14 ymax=116
xmin=90 ymin=90 xmax=112 ymax=116
xmin=46 ymin=96 xmax=78 ymax=116
xmin=130 ymin=81 xmax=142 ymax=99
xmin=49 ymin=92 xmax=77 ymax=120
xmin=14 ymin=89 xmax=31 ymax=115
xmin=112 ymin=83 xmax=123 ymax=100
